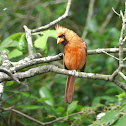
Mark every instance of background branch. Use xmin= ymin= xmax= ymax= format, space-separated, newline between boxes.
xmin=98 ymin=9 xmax=114 ymax=33
xmin=31 ymin=0 xmax=72 ymax=33
xmin=82 ymin=0 xmax=95 ymax=39
xmin=1 ymin=107 xmax=92 ymax=126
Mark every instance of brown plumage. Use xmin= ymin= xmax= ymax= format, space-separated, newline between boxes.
xmin=55 ymin=25 xmax=87 ymax=104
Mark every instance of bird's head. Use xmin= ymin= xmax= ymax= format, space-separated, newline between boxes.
xmin=55 ymin=25 xmax=69 ymax=46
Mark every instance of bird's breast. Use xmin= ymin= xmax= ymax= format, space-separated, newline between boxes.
xmin=63 ymin=42 xmax=87 ymax=70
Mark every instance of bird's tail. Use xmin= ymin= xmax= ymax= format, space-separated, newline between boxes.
xmin=64 ymin=76 xmax=76 ymax=104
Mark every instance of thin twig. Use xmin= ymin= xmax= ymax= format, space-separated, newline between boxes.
xmin=43 ymin=111 xmax=86 ymax=125
xmin=100 ymin=50 xmax=119 ymax=60
xmin=119 ymin=72 xmax=126 ymax=80
xmin=113 ymin=79 xmax=126 ymax=91
xmin=88 ymin=48 xmax=126 ymax=55
xmin=3 ymin=108 xmax=89 ymax=125
xmin=24 ymin=25 xmax=34 ymax=57
xmin=99 ymin=9 xmax=114 ymax=33
xmin=0 ymin=93 xmax=20 ymax=105
xmin=12 ymin=109 xmax=45 ymax=125
xmin=0 ymin=114 xmax=8 ymax=126
xmin=118 ymin=2 xmax=126 ymax=70
xmin=0 ymin=68 xmax=20 ymax=84
xmin=120 ymin=10 xmax=124 ymax=21
xmin=112 ymin=7 xmax=120 ymax=17
xmin=82 ymin=0 xmax=95 ymax=39
xmin=31 ymin=0 xmax=72 ymax=33
xmin=123 ymin=57 xmax=126 ymax=61
xmin=111 ymin=1 xmax=126 ymax=80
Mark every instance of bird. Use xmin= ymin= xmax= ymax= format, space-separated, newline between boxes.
xmin=55 ymin=25 xmax=87 ymax=104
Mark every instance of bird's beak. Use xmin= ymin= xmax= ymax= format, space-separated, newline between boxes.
xmin=57 ymin=37 xmax=64 ymax=44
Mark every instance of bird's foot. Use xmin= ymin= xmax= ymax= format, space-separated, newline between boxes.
xmin=72 ymin=70 xmax=76 ymax=76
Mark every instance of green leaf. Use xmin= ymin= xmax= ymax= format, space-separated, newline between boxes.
xmin=101 ymin=110 xmax=120 ymax=125
xmin=37 ymin=98 xmax=49 ymax=103
xmin=21 ymin=92 xmax=48 ymax=103
xmin=8 ymin=32 xmax=24 ymax=40
xmin=92 ymin=96 xmax=117 ymax=107
xmin=21 ymin=92 xmax=37 ymax=99
xmin=116 ymin=92 xmax=126 ymax=99
xmin=92 ymin=97 xmax=103 ymax=107
xmin=34 ymin=35 xmax=48 ymax=52
xmin=67 ymin=101 xmax=78 ymax=114
xmin=1 ymin=32 xmax=24 ymax=48
xmin=6 ymin=81 xmax=15 ymax=86
xmin=18 ymin=105 xmax=42 ymax=110
xmin=112 ymin=115 xmax=126 ymax=126
xmin=34 ymin=30 xmax=56 ymax=53
xmin=18 ymin=34 xmax=27 ymax=53
xmin=8 ymin=49 xmax=23 ymax=59
xmin=39 ymin=86 xmax=54 ymax=106
xmin=122 ymin=105 xmax=126 ymax=113
xmin=0 ymin=48 xmax=9 ymax=53
xmin=89 ymin=120 xmax=101 ymax=126
xmin=53 ymin=107 xmax=65 ymax=114
xmin=48 ymin=30 xmax=57 ymax=38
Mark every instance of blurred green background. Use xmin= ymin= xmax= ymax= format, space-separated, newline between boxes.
xmin=0 ymin=0 xmax=126 ymax=125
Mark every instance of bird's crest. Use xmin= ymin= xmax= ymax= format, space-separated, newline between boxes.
xmin=55 ymin=24 xmax=68 ymax=37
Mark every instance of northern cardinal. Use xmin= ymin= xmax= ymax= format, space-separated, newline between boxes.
xmin=55 ymin=25 xmax=87 ymax=104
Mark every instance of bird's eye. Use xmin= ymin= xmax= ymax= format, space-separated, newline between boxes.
xmin=59 ymin=34 xmax=65 ymax=38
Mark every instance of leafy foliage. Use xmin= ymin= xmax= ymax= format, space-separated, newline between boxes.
xmin=34 ymin=30 xmax=57 ymax=54
xmin=0 ymin=0 xmax=126 ymax=126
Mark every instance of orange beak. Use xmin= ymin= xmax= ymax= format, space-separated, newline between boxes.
xmin=57 ymin=37 xmax=64 ymax=44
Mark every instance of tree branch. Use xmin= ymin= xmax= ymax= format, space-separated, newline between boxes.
xmin=0 ymin=82 xmax=5 ymax=98
xmin=31 ymin=0 xmax=72 ymax=33
xmin=9 ymin=48 xmax=126 ymax=72
xmin=88 ymin=48 xmax=126 ymax=55
xmin=119 ymin=72 xmax=126 ymax=80
xmin=111 ymin=2 xmax=126 ymax=80
xmin=113 ymin=80 xmax=126 ymax=91
xmin=0 ymin=68 xmax=20 ymax=84
xmin=0 ymin=48 xmax=126 ymax=92
xmin=1 ymin=107 xmax=92 ymax=125
xmin=82 ymin=0 xmax=95 ymax=39
xmin=1 ymin=64 xmax=126 ymax=91
xmin=98 ymin=9 xmax=114 ymax=33
xmin=0 ymin=47 xmax=124 ymax=98
xmin=0 ymin=65 xmax=110 ymax=82
xmin=24 ymin=25 xmax=34 ymax=57
xmin=118 ymin=2 xmax=126 ymax=70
